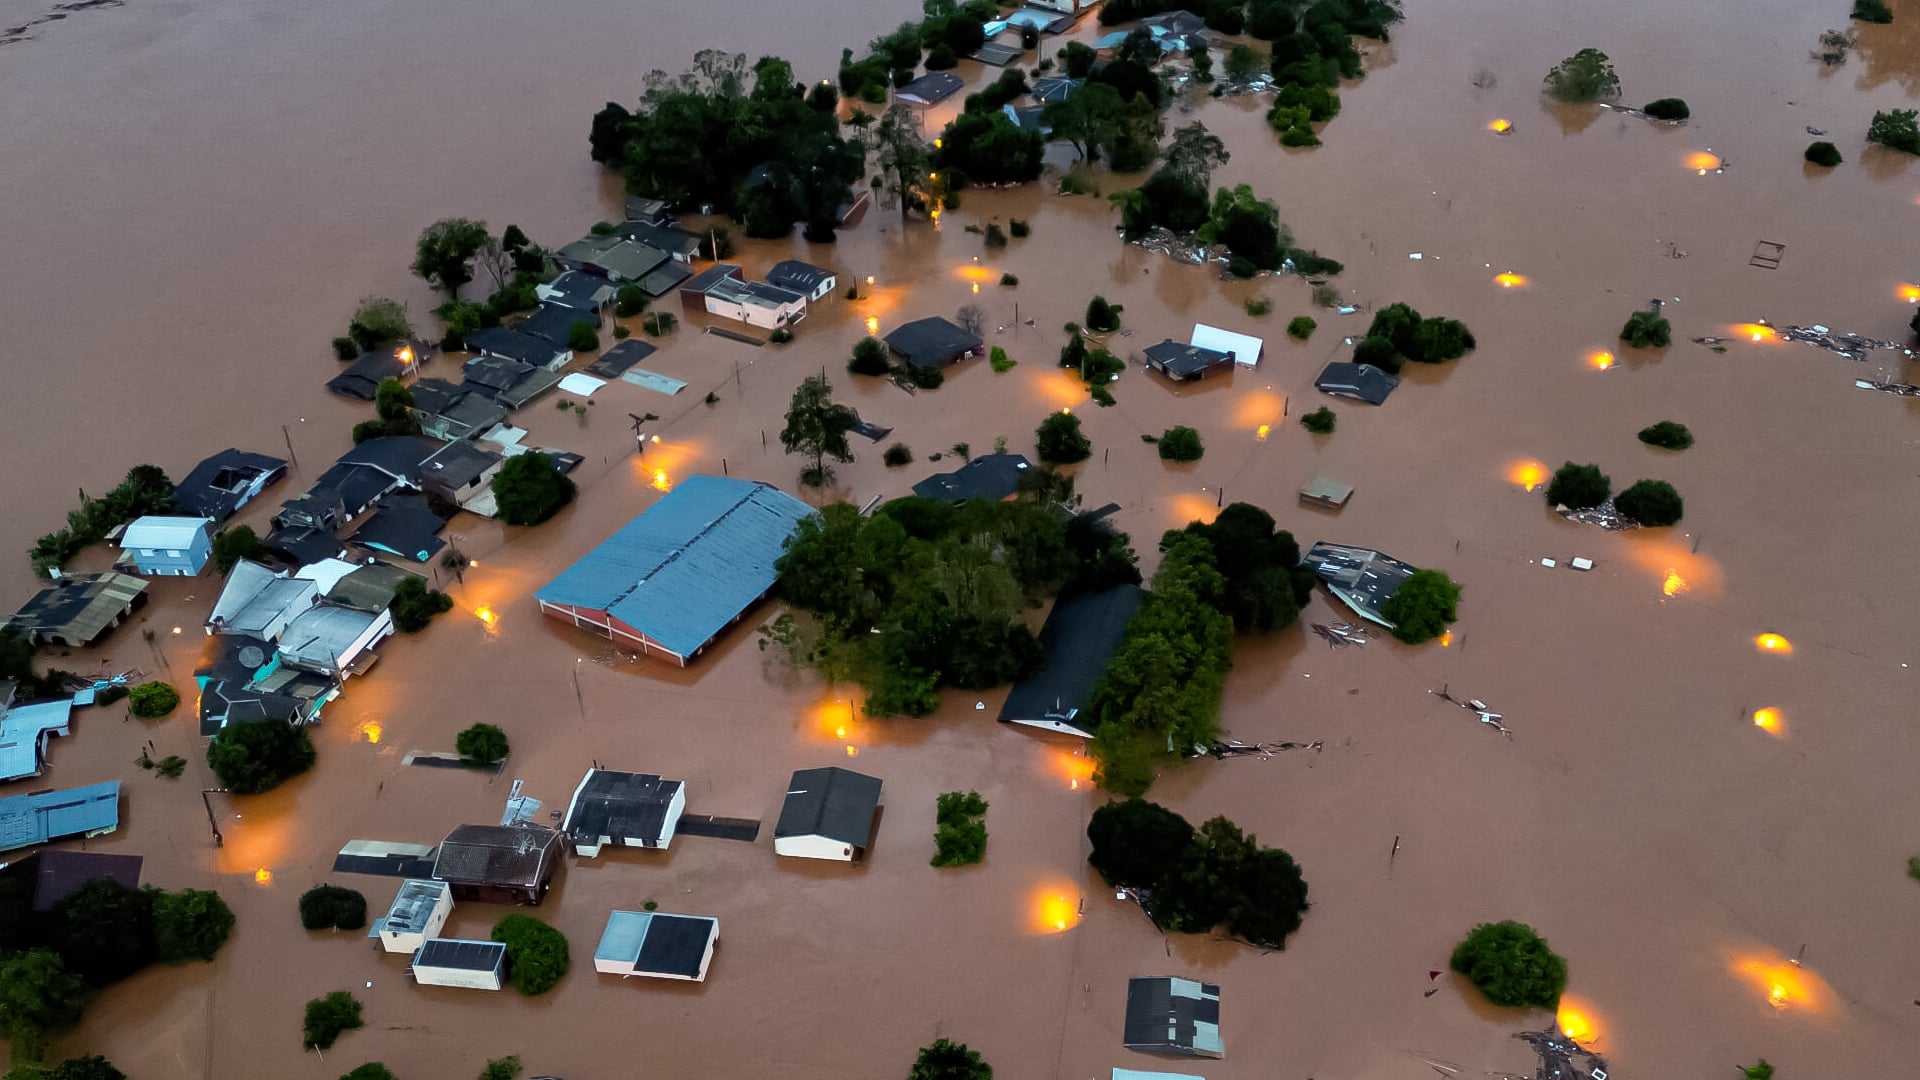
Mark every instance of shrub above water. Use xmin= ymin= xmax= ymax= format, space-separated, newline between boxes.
xmin=1287 ymin=316 xmax=1316 ymax=340
xmin=128 ymin=681 xmax=180 ymax=718
xmin=1614 ymin=479 xmax=1684 ymax=526
xmin=1157 ymin=426 xmax=1204 ymax=462
xmin=1805 ymin=140 xmax=1843 ymax=167
xmin=1642 ymin=97 xmax=1690 ymax=121
xmin=1620 ymin=308 xmax=1671 ymax=349
xmin=1546 ymin=462 xmax=1610 ymax=509
xmin=883 ymin=443 xmax=914 ymax=467
xmin=1543 ymin=48 xmax=1621 ymax=103
xmin=1637 ymin=420 xmax=1694 ymax=450
xmin=300 ymin=885 xmax=368 ymax=931
xmin=1300 ymin=406 xmax=1336 ymax=434
xmin=1451 ymin=920 xmax=1568 ymax=1008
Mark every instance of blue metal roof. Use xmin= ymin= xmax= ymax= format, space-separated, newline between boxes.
xmin=0 ymin=781 xmax=121 ymax=853
xmin=534 ymin=477 xmax=814 ymax=659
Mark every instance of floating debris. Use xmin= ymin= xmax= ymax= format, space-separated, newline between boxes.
xmin=1555 ymin=497 xmax=1639 ymax=532
xmin=1857 ymin=376 xmax=1920 ymax=397
xmin=1208 ymin=739 xmax=1325 ymax=759
xmin=1129 ymin=226 xmax=1225 ymax=267
xmin=1431 ymin=685 xmax=1512 ymax=738
xmin=1311 ymin=622 xmax=1370 ymax=648
xmin=1781 ymin=324 xmax=1905 ymax=360
xmin=1515 ymin=1026 xmax=1610 ymax=1080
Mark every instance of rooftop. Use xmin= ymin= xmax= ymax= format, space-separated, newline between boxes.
xmin=1189 ymin=323 xmax=1263 ymax=367
xmin=415 ymin=938 xmax=506 ymax=973
xmin=591 ymin=240 xmax=671 ymax=283
xmin=207 ymin=561 xmax=319 ymax=636
xmin=6 ymin=573 xmax=149 ymax=647
xmin=1302 ymin=541 xmax=1418 ymax=627
xmin=563 ymin=769 xmax=684 ymax=846
xmin=1314 ymin=361 xmax=1400 ymax=406
xmin=584 ymin=339 xmax=658 ymax=379
xmin=118 ymin=516 xmax=211 ymax=552
xmin=381 ymin=879 xmax=452 ymax=935
xmin=432 ymin=823 xmax=561 ymax=889
xmin=421 ymin=440 xmax=503 ymax=491
xmin=910 ymin=453 xmax=1033 ymax=502
xmin=0 ymin=697 xmax=73 ymax=781
xmin=897 ymin=71 xmax=965 ymax=105
xmin=1123 ymin=975 xmax=1224 ymax=1058
xmin=174 ymin=449 xmax=288 ymax=520
xmin=680 ymin=263 xmax=743 ymax=297
xmin=322 ymin=562 xmax=416 ymax=613
xmin=774 ymin=766 xmax=882 ymax=846
xmin=999 ymin=585 xmax=1144 ymax=736
xmin=511 ymin=304 xmax=593 ymax=347
xmin=325 ymin=350 xmax=407 ymax=400
xmin=765 ymin=260 xmax=835 ymax=293
xmin=279 ymin=604 xmax=384 ymax=669
xmin=465 ymin=327 xmax=566 ymax=368
xmin=0 ymin=850 xmax=143 ymax=912
xmin=594 ymin=910 xmax=718 ymax=978
xmin=0 ymin=781 xmax=121 ymax=853
xmin=196 ymin=678 xmax=311 ymax=736
xmin=885 ymin=316 xmax=983 ymax=368
xmin=1143 ymin=338 xmax=1234 ymax=380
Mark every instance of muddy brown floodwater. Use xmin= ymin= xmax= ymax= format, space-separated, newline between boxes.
xmin=6 ymin=0 xmax=1920 ymax=1077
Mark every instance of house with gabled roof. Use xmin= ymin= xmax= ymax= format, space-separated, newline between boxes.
xmin=774 ymin=766 xmax=882 ymax=862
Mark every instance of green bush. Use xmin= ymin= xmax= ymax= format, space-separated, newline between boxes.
xmin=1805 ymin=140 xmax=1843 ymax=166
xmin=1545 ymin=462 xmax=1610 ymax=509
xmin=210 ymin=525 xmax=267 ymax=573
xmin=491 ymin=452 xmax=576 ymax=527
xmin=1351 ymin=335 xmax=1402 ymax=374
xmin=1642 ymin=97 xmax=1690 ymax=120
xmin=1636 ymin=420 xmax=1694 ymax=450
xmin=1085 ymin=295 xmax=1119 ymax=332
xmin=1085 ymin=799 xmax=1311 ymax=948
xmin=566 ymin=319 xmax=599 ymax=353
xmin=348 ymin=297 xmax=414 ymax=351
xmin=1036 ymin=412 xmax=1092 ymax=464
xmin=883 ymin=443 xmax=914 ymax=467
xmin=207 ymin=718 xmax=316 ymax=794
xmin=849 ymin=336 xmax=891 ymax=376
xmin=1543 ymin=48 xmax=1620 ymax=103
xmin=613 ymin=284 xmax=646 ymax=318
xmin=303 ymin=991 xmax=364 ymax=1050
xmin=1908 ymin=856 xmax=1920 ymax=881
xmin=908 ymin=362 xmax=946 ymax=389
xmin=46 ymin=1056 xmax=128 ymax=1080
xmin=1620 ymin=308 xmax=1671 ymax=348
xmin=1300 ymin=406 xmax=1336 ymax=434
xmin=908 ymin=1039 xmax=992 ymax=1080
xmin=1245 ymin=297 xmax=1272 ymax=317
xmin=299 ymin=885 xmax=368 ymax=931
xmin=769 ymin=328 xmax=793 ymax=345
xmin=389 ymin=577 xmax=453 ymax=633
xmin=1379 ymin=569 xmax=1461 ymax=644
xmin=1156 ymin=426 xmax=1204 ymax=462
xmin=1868 ymin=108 xmax=1920 ymax=154
xmin=1450 ymin=920 xmax=1568 ymax=1008
xmin=1286 ymin=248 xmax=1344 ymax=276
xmin=340 ymin=1066 xmax=395 ymax=1080
xmin=332 ymin=337 xmax=359 ymax=361
xmin=931 ymin=790 xmax=989 ymax=867
xmin=999 ymin=273 xmax=1019 ymax=286
xmin=153 ymin=888 xmax=234 ymax=963
xmin=983 ymin=223 xmax=1008 ymax=249
xmin=94 ymin=684 xmax=130 ymax=707
xmin=456 ymin=723 xmax=509 ymax=765
xmin=989 ymin=346 xmax=1015 ymax=373
xmin=1009 ymin=218 xmax=1030 ymax=237
xmin=1852 ymin=0 xmax=1893 ymax=23
xmin=478 ymin=1057 xmax=522 ymax=1080
xmin=491 ymin=914 xmax=569 ymax=996
xmin=641 ymin=312 xmax=678 ymax=336
xmin=127 ymin=681 xmax=180 ymax=718
xmin=1613 ymin=479 xmax=1684 ymax=526
xmin=155 ymin=754 xmax=187 ymax=779
xmin=1741 ymin=1061 xmax=1776 ymax=1080
xmin=1287 ymin=316 xmax=1316 ymax=340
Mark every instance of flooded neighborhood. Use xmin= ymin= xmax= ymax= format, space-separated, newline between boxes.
xmin=3 ymin=0 xmax=1919 ymax=1078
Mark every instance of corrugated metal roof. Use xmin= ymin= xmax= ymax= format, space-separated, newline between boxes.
xmin=119 ymin=516 xmax=210 ymax=552
xmin=382 ymin=879 xmax=450 ymax=934
xmin=0 ymin=698 xmax=73 ymax=781
xmin=0 ymin=781 xmax=121 ymax=853
xmin=414 ymin=938 xmax=505 ymax=973
xmin=279 ymin=606 xmax=380 ymax=667
xmin=534 ymin=476 xmax=814 ymax=659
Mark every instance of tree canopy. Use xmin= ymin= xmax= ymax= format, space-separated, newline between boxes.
xmin=412 ymin=219 xmax=491 ymax=299
xmin=47 ymin=880 xmax=156 ymax=986
xmin=207 ymin=717 xmax=316 ymax=794
xmin=492 ymin=914 xmax=569 ymax=996
xmin=931 ymin=790 xmax=989 ymax=868
xmin=303 ymin=991 xmax=364 ymax=1051
xmin=1543 ymin=48 xmax=1620 ymax=103
xmin=781 ymin=374 xmax=858 ymax=486
xmin=1086 ymin=798 xmax=1312 ymax=948
xmin=44 ymin=1056 xmax=128 ymax=1080
xmin=153 ymin=888 xmax=235 ymax=963
xmin=1867 ymin=108 xmax=1920 ymax=154
xmin=1545 ymin=462 xmax=1610 ymax=509
xmin=389 ymin=577 xmax=454 ymax=633
xmin=478 ymin=1057 xmax=522 ymax=1080
xmin=1176 ymin=503 xmax=1317 ymax=634
xmin=491 ymin=452 xmax=576 ymax=527
xmin=1157 ymin=426 xmax=1204 ymax=462
xmin=907 ymin=1038 xmax=992 ymax=1080
xmin=31 ymin=464 xmax=176 ymax=576
xmin=211 ymin=526 xmax=267 ymax=574
xmin=1365 ymin=302 xmax=1475 ymax=364
xmin=1636 ymin=420 xmax=1693 ymax=450
xmin=1036 ymin=412 xmax=1092 ymax=464
xmin=347 ymin=297 xmax=414 ymax=351
xmin=300 ymin=885 xmax=368 ymax=932
xmin=1379 ymin=569 xmax=1461 ymax=645
xmin=1613 ymin=479 xmax=1684 ymax=526
xmin=0 ymin=950 xmax=87 ymax=1062
xmin=128 ymin=681 xmax=180 ymax=718
xmin=1619 ymin=308 xmax=1671 ymax=349
xmin=339 ymin=1066 xmax=396 ymax=1080
xmin=936 ymin=110 xmax=1045 ymax=185
xmin=456 ymin=723 xmax=510 ymax=765
xmin=1450 ymin=920 xmax=1568 ymax=1007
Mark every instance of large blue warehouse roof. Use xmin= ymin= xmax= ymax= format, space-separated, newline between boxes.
xmin=534 ymin=476 xmax=814 ymax=659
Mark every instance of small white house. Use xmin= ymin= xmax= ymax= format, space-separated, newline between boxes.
xmin=765 ymin=260 xmax=838 ymax=303
xmin=701 ymin=277 xmax=807 ymax=330
xmin=118 ymin=516 xmax=215 ymax=576
xmin=278 ymin=604 xmax=394 ymax=679
xmin=411 ymin=938 xmax=506 ymax=991
xmin=371 ymin=879 xmax=452 ymax=954
xmin=594 ymin=911 xmax=719 ymax=982
xmin=561 ymin=768 xmax=687 ymax=856
xmin=773 ymin=766 xmax=882 ymax=862
xmin=1190 ymin=323 xmax=1264 ymax=368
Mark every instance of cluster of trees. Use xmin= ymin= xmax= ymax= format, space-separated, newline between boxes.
xmin=208 ymin=717 xmax=317 ymax=794
xmin=0 ymin=628 xmax=62 ymax=700
xmin=1544 ymin=462 xmax=1684 ymax=526
xmin=1853 ymin=0 xmax=1893 ymax=24
xmin=593 ymin=52 xmax=864 ymax=241
xmin=1450 ymin=920 xmax=1568 ymax=1007
xmin=1619 ymin=307 xmax=1671 ymax=349
xmin=936 ymin=110 xmax=1046 ymax=185
xmin=1868 ymin=107 xmax=1920 ymax=154
xmin=1301 ymin=405 xmax=1337 ymax=434
xmin=840 ymin=2 xmax=1000 ymax=100
xmin=353 ymin=378 xmax=423 ymax=444
xmin=299 ymin=885 xmax=368 ymax=931
xmin=0 ymin=1054 xmax=128 ymax=1079
xmin=127 ymin=681 xmax=179 ymax=719
xmin=1036 ymin=411 xmax=1093 ymax=464
xmin=1379 ymin=569 xmax=1461 ymax=644
xmin=0 ymin=879 xmax=233 ymax=1062
xmin=765 ymin=495 xmax=1129 ymax=717
xmin=1352 ymin=302 xmax=1475 ymax=372
xmin=389 ymin=576 xmax=454 ymax=634
xmin=333 ymin=296 xmax=414 ymax=359
xmin=1156 ymin=426 xmax=1204 ymax=461
xmin=430 ymin=224 xmax=559 ymax=348
xmin=1087 ymin=798 xmax=1312 ymax=948
xmin=1043 ymin=77 xmax=1164 ymax=172
xmin=1543 ymin=47 xmax=1620 ymax=103
xmin=1252 ymin=0 xmax=1404 ymax=145
xmin=1637 ymin=420 xmax=1694 ymax=450
xmin=930 ymin=790 xmax=988 ymax=867
xmin=29 ymin=464 xmax=175 ymax=576
xmin=491 ymin=452 xmax=576 ymax=527
xmin=1059 ymin=330 xmax=1125 ymax=402
xmin=456 ymin=722 xmax=510 ymax=766
xmin=907 ymin=1038 xmax=992 ymax=1080
xmin=303 ymin=990 xmax=363 ymax=1051
xmin=210 ymin=525 xmax=267 ymax=573
xmin=492 ymin=914 xmax=569 ymax=995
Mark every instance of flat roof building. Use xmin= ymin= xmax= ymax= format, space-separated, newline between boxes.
xmin=1124 ymin=976 xmax=1224 ymax=1058
xmin=774 ymin=766 xmax=882 ymax=862
xmin=594 ymin=910 xmax=720 ymax=982
xmin=1298 ymin=475 xmax=1354 ymax=510
xmin=562 ymin=768 xmax=687 ymax=856
xmin=0 ymin=697 xmax=73 ymax=782
xmin=371 ymin=878 xmax=453 ymax=954
xmin=411 ymin=938 xmax=507 ymax=991
xmin=0 ymin=781 xmax=120 ymax=853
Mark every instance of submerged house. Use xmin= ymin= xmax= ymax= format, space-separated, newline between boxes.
xmin=911 ymin=453 xmax=1033 ymax=503
xmin=0 ymin=781 xmax=120 ymax=853
xmin=277 ymin=603 xmax=393 ymax=679
xmin=998 ymin=585 xmax=1144 ymax=738
xmin=116 ymin=515 xmax=214 ymax=577
xmin=1314 ymin=361 xmax=1399 ymax=405
xmin=1123 ymin=976 xmax=1224 ymax=1059
xmin=0 ymin=850 xmax=142 ymax=912
xmin=773 ymin=766 xmax=882 ymax=862
xmin=371 ymin=878 xmax=453 ymax=954
xmin=534 ymin=476 xmax=815 ymax=665
xmin=0 ymin=696 xmax=74 ymax=782
xmin=679 ymin=264 xmax=807 ymax=329
xmin=174 ymin=449 xmax=288 ymax=521
xmin=465 ymin=326 xmax=571 ymax=372
xmin=411 ymin=938 xmax=507 ymax=991
xmin=1142 ymin=338 xmax=1234 ymax=382
xmin=535 ymin=269 xmax=619 ymax=314
xmin=430 ymin=823 xmax=563 ymax=905
xmin=594 ymin=910 xmax=720 ymax=982
xmin=459 ymin=353 xmax=564 ymax=410
xmin=206 ymin=561 xmax=320 ymax=639
xmin=1302 ymin=541 xmax=1417 ymax=627
xmin=346 ymin=492 xmax=448 ymax=564
xmin=6 ymin=573 xmax=148 ymax=648
xmin=765 ymin=260 xmax=838 ymax=302
xmin=562 ymin=768 xmax=687 ymax=856
xmin=896 ymin=71 xmax=965 ymax=106
xmin=1189 ymin=323 xmax=1262 ymax=368
xmin=409 ymin=379 xmax=509 ymax=442
xmin=326 ymin=349 xmax=408 ymax=400
xmin=885 ymin=316 xmax=984 ymax=369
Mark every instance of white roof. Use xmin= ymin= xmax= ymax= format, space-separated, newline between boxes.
xmin=1190 ymin=323 xmax=1264 ymax=367
xmin=280 ymin=605 xmax=380 ymax=666
xmin=0 ymin=698 xmax=73 ymax=781
xmin=295 ymin=557 xmax=361 ymax=595
xmin=119 ymin=515 xmax=209 ymax=550
xmin=208 ymin=560 xmax=319 ymax=636
xmin=558 ymin=372 xmax=607 ymax=397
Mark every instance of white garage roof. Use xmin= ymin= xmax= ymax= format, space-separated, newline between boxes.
xmin=119 ymin=515 xmax=208 ymax=550
xmin=1190 ymin=324 xmax=1263 ymax=367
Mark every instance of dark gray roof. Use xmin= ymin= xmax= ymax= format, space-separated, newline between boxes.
xmin=589 ymin=240 xmax=671 ymax=283
xmin=263 ymin=525 xmax=344 ymax=566
xmin=421 ymin=440 xmax=502 ymax=491
xmin=584 ymin=339 xmax=657 ymax=378
xmin=415 ymin=938 xmax=506 ymax=973
xmin=765 ymin=260 xmax=834 ymax=293
xmin=339 ymin=437 xmax=439 ymax=486
xmin=897 ymin=71 xmax=964 ymax=104
xmin=637 ymin=261 xmax=693 ymax=297
xmin=621 ymin=223 xmax=702 ymax=257
xmin=1143 ymin=338 xmax=1233 ymax=380
xmin=197 ymin=677 xmax=309 ymax=736
xmin=564 ymin=769 xmax=683 ymax=845
xmin=774 ymin=767 xmax=881 ymax=846
xmin=1123 ymin=976 xmax=1223 ymax=1057
xmin=1303 ymin=541 xmax=1417 ymax=623
xmin=309 ymin=463 xmax=403 ymax=519
xmin=6 ymin=573 xmax=148 ymax=647
xmin=325 ymin=351 xmax=407 ymax=400
xmin=465 ymin=327 xmax=567 ymax=368
xmin=175 ymin=449 xmax=288 ymax=520
xmin=325 ymin=562 xmax=417 ymax=613
xmin=194 ymin=632 xmax=277 ymax=686
xmin=512 ymin=304 xmax=594 ymax=346
xmin=1314 ymin=362 xmax=1399 ymax=405
xmin=541 ymin=270 xmax=618 ymax=311
xmin=680 ymin=263 xmax=742 ymax=297
xmin=411 ymin=379 xmax=507 ymax=440
xmin=431 ymin=824 xmax=561 ymax=889
xmin=461 ymin=355 xmax=563 ymax=408
xmin=885 ymin=316 xmax=983 ymax=368
xmin=911 ymin=453 xmax=1032 ymax=502
xmin=635 ymin=914 xmax=713 ymax=977
xmin=999 ymin=585 xmax=1144 ymax=734
xmin=624 ymin=195 xmax=670 ymax=225
xmin=1143 ymin=10 xmax=1208 ymax=37
xmin=346 ymin=494 xmax=447 ymax=563
xmin=1031 ymin=76 xmax=1083 ymax=103
xmin=0 ymin=850 xmax=143 ymax=912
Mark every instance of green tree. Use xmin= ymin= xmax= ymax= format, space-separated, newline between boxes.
xmin=566 ymin=319 xmax=599 ymax=353
xmin=210 ymin=526 xmax=267 ymax=573
xmin=1161 ymin=122 xmax=1229 ymax=187
xmin=1543 ymin=48 xmax=1620 ymax=103
xmin=412 ymin=219 xmax=491 ymax=299
xmin=1179 ymin=503 xmax=1316 ymax=634
xmin=491 ymin=914 xmax=569 ymax=996
xmin=128 ymin=681 xmax=180 ymax=718
xmin=1300 ymin=406 xmax=1336 ymax=434
xmin=1200 ymin=184 xmax=1289 ymax=271
xmin=1805 ymin=140 xmax=1843 ymax=166
xmin=207 ymin=718 xmax=316 ymax=794
xmin=1613 ymin=479 xmax=1684 ymax=526
xmin=931 ymin=790 xmax=989 ymax=867
xmin=883 ymin=443 xmax=914 ymax=467
xmin=299 ymin=885 xmax=368 ymax=931
xmin=1868 ymin=108 xmax=1920 ymax=154
xmin=1061 ymin=40 xmax=1096 ymax=78
xmin=1642 ymin=97 xmax=1689 ymax=120
xmin=1042 ymin=81 xmax=1126 ymax=164
xmin=1085 ymin=295 xmax=1119 ymax=332
xmin=153 ymin=888 xmax=235 ymax=963
xmin=1352 ymin=334 xmax=1402 ymax=374
xmin=1156 ymin=426 xmax=1204 ymax=462
xmin=0 ymin=951 xmax=87 ymax=1063
xmin=491 ymin=452 xmax=576 ymax=527
xmin=907 ymin=1038 xmax=991 ymax=1080
xmin=389 ymin=577 xmax=454 ymax=633
xmin=1450 ymin=920 xmax=1568 ymax=1007
xmin=780 ymin=374 xmax=857 ymax=486
xmin=1287 ymin=315 xmax=1316 ymax=340
xmin=1225 ymin=43 xmax=1265 ymax=82
xmin=1036 ymin=412 xmax=1092 ymax=464
xmin=1620 ymin=308 xmax=1671 ymax=348
xmin=1379 ymin=569 xmax=1461 ymax=645
xmin=302 ymin=991 xmax=364 ymax=1051
xmin=874 ymin=104 xmax=931 ymax=219
xmin=613 ymin=284 xmax=646 ymax=318
xmin=478 ymin=1057 xmax=522 ymax=1080
xmin=937 ymin=110 xmax=1045 ymax=184
xmin=49 ymin=879 xmax=155 ymax=986
xmin=850 ymin=336 xmax=892 ymax=376
xmin=1545 ymin=462 xmax=1610 ymax=509
xmin=456 ymin=723 xmax=510 ymax=765
xmin=1088 ymin=798 xmax=1197 ymax=888
xmin=1636 ymin=420 xmax=1693 ymax=450
xmin=348 ymin=297 xmax=414 ymax=351
xmin=339 ymin=1066 xmax=395 ymax=1080
xmin=1740 ymin=1061 xmax=1776 ymax=1080
xmin=47 ymin=1056 xmax=127 ymax=1080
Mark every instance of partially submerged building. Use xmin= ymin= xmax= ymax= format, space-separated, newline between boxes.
xmin=765 ymin=260 xmax=838 ymax=302
xmin=533 ymin=476 xmax=814 ymax=665
xmin=774 ymin=766 xmax=882 ymax=862
xmin=410 ymin=938 xmax=507 ymax=991
xmin=326 ymin=349 xmax=407 ymax=400
xmin=679 ymin=264 xmax=807 ymax=329
xmin=910 ymin=453 xmax=1033 ymax=502
xmin=0 ymin=696 xmax=73 ymax=782
xmin=1302 ymin=541 xmax=1417 ymax=627
xmin=1189 ymin=323 xmax=1263 ymax=368
xmin=371 ymin=878 xmax=453 ymax=954
xmin=0 ymin=781 xmax=120 ymax=853
xmin=1314 ymin=361 xmax=1399 ymax=405
xmin=998 ymin=585 xmax=1144 ymax=738
xmin=1123 ymin=976 xmax=1224 ymax=1059
xmin=409 ymin=378 xmax=509 ymax=442
xmin=562 ymin=768 xmax=687 ymax=856
xmin=174 ymin=449 xmax=288 ymax=521
xmin=6 ymin=573 xmax=148 ymax=648
xmin=896 ymin=71 xmax=965 ymax=106
xmin=277 ymin=603 xmax=393 ymax=680
xmin=0 ymin=850 xmax=143 ymax=912
xmin=430 ymin=823 xmax=563 ymax=905
xmin=595 ymin=910 xmax=720 ymax=982
xmin=1298 ymin=475 xmax=1354 ymax=511
xmin=1142 ymin=338 xmax=1234 ymax=382
xmin=885 ymin=316 xmax=984 ymax=369
xmin=465 ymin=326 xmax=571 ymax=372
xmin=116 ymin=515 xmax=214 ymax=577
xmin=206 ymin=561 xmax=318 ymax=638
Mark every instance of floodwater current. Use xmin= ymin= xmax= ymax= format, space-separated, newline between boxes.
xmin=3 ymin=0 xmax=1919 ymax=1076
